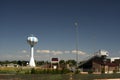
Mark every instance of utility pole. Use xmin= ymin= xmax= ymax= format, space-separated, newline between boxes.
xmin=74 ymin=22 xmax=79 ymax=68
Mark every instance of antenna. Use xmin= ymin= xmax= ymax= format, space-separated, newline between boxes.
xmin=27 ymin=35 xmax=38 ymax=67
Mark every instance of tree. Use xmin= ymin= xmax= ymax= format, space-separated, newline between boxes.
xmin=17 ymin=61 xmax=22 ymax=66
xmin=59 ymin=60 xmax=65 ymax=64
xmin=36 ymin=61 xmax=45 ymax=66
xmin=59 ymin=60 xmax=66 ymax=69
xmin=66 ymin=60 xmax=76 ymax=66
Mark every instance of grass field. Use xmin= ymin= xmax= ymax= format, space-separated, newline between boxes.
xmin=0 ymin=73 xmax=120 ymax=80
xmin=0 ymin=67 xmax=120 ymax=80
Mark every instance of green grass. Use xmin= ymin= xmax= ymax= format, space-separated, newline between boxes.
xmin=73 ymin=74 xmax=120 ymax=80
xmin=0 ymin=74 xmax=68 ymax=80
xmin=0 ymin=67 xmax=120 ymax=80
xmin=0 ymin=74 xmax=120 ymax=80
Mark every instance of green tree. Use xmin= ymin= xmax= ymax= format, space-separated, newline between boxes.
xmin=59 ymin=60 xmax=66 ymax=69
xmin=66 ymin=60 xmax=76 ymax=66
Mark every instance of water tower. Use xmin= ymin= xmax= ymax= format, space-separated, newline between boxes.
xmin=27 ymin=35 xmax=38 ymax=67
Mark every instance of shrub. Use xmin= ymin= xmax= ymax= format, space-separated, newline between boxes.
xmin=61 ymin=68 xmax=70 ymax=74
xmin=75 ymin=70 xmax=80 ymax=74
xmin=88 ymin=69 xmax=93 ymax=74
xmin=31 ymin=68 xmax=36 ymax=74
xmin=101 ymin=68 xmax=105 ymax=74
xmin=113 ymin=70 xmax=117 ymax=73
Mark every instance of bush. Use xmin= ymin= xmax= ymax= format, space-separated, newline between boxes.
xmin=88 ymin=69 xmax=93 ymax=74
xmin=0 ymin=67 xmax=71 ymax=74
xmin=29 ymin=68 xmax=71 ymax=74
xmin=75 ymin=70 xmax=80 ymax=74
xmin=101 ymin=68 xmax=105 ymax=74
xmin=113 ymin=70 xmax=117 ymax=73
xmin=61 ymin=68 xmax=71 ymax=74
xmin=31 ymin=68 xmax=36 ymax=74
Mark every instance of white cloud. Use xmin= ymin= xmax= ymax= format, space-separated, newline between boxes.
xmin=36 ymin=49 xmax=87 ymax=56
xmin=36 ymin=50 xmax=40 ymax=53
xmin=71 ymin=50 xmax=86 ymax=55
xmin=36 ymin=49 xmax=63 ymax=55
xmin=36 ymin=50 xmax=50 ymax=53
xmin=22 ymin=50 xmax=27 ymax=53
xmin=51 ymin=50 xmax=63 ymax=55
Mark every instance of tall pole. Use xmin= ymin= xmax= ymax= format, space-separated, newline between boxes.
xmin=75 ymin=22 xmax=79 ymax=68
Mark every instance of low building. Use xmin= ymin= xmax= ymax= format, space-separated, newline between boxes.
xmin=79 ymin=50 xmax=120 ymax=73
xmin=51 ymin=58 xmax=59 ymax=69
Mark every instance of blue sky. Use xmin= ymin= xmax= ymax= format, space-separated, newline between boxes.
xmin=0 ymin=0 xmax=120 ymax=61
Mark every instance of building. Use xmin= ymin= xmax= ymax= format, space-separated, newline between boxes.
xmin=51 ymin=58 xmax=59 ymax=69
xmin=79 ymin=50 xmax=120 ymax=73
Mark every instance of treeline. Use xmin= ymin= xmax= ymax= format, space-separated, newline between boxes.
xmin=0 ymin=60 xmax=28 ymax=66
xmin=0 ymin=60 xmax=77 ymax=67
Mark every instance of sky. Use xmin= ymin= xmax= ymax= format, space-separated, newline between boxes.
xmin=0 ymin=0 xmax=120 ymax=61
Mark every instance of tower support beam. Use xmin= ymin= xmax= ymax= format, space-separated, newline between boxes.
xmin=29 ymin=46 xmax=35 ymax=67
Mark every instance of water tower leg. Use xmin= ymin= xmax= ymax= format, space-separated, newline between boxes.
xmin=29 ymin=47 xmax=36 ymax=67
